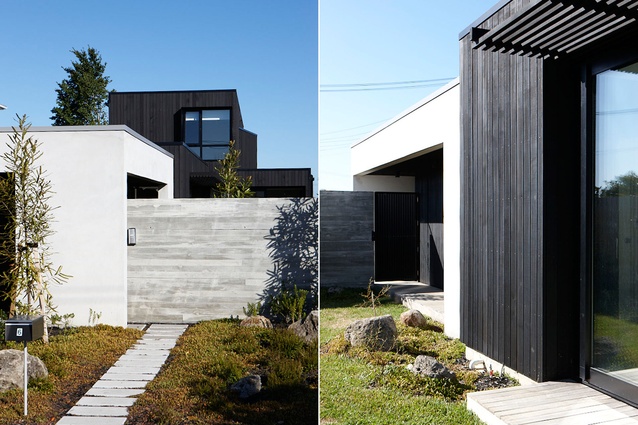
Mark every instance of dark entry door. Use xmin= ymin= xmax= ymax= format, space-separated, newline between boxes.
xmin=374 ymin=192 xmax=418 ymax=281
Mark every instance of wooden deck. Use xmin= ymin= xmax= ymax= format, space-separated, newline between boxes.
xmin=467 ymin=381 xmax=638 ymax=424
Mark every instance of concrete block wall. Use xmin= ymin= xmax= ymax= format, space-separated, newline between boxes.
xmin=319 ymin=190 xmax=374 ymax=287
xmin=127 ymin=198 xmax=316 ymax=323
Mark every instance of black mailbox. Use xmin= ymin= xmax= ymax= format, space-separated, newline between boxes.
xmin=5 ymin=316 xmax=45 ymax=342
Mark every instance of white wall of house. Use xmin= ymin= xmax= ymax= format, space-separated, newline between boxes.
xmin=0 ymin=125 xmax=173 ymax=327
xmin=350 ymin=79 xmax=462 ymax=339
xmin=351 ymin=80 xmax=459 ymax=176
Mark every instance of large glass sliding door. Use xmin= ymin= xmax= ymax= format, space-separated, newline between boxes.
xmin=591 ymin=60 xmax=638 ymax=402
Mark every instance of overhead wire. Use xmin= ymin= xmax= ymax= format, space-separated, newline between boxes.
xmin=320 ymin=77 xmax=455 ymax=92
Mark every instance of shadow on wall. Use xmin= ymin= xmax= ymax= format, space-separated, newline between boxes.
xmin=260 ymin=198 xmax=318 ymax=313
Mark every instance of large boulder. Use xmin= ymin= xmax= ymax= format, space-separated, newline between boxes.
xmin=399 ymin=309 xmax=428 ymax=328
xmin=0 ymin=349 xmax=48 ymax=391
xmin=289 ymin=310 xmax=318 ymax=343
xmin=240 ymin=316 xmax=273 ymax=329
xmin=344 ymin=315 xmax=397 ymax=351
xmin=411 ymin=355 xmax=455 ymax=380
xmin=230 ymin=374 xmax=262 ymax=399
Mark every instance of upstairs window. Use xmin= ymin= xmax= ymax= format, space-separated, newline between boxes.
xmin=184 ymin=109 xmax=230 ymax=160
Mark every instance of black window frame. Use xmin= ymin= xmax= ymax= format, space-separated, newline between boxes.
xmin=181 ymin=108 xmax=231 ymax=161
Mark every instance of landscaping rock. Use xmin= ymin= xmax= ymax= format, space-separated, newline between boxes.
xmin=231 ymin=374 xmax=262 ymax=399
xmin=399 ymin=309 xmax=428 ymax=328
xmin=289 ymin=310 xmax=318 ymax=343
xmin=0 ymin=349 xmax=48 ymax=391
xmin=344 ymin=315 xmax=397 ymax=351
xmin=240 ymin=315 xmax=273 ymax=329
xmin=412 ymin=355 xmax=456 ymax=380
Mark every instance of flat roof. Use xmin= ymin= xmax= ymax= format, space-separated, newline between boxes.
xmin=0 ymin=124 xmax=174 ymax=158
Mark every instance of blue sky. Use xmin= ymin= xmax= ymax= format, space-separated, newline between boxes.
xmin=320 ymin=0 xmax=497 ymax=190
xmin=0 ymin=1 xmax=317 ymax=192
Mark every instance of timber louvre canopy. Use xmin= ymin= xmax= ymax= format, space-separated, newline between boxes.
xmin=471 ymin=0 xmax=638 ymax=58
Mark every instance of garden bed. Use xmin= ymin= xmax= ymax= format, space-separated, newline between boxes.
xmin=320 ymin=287 xmax=517 ymax=425
xmin=0 ymin=325 xmax=143 ymax=425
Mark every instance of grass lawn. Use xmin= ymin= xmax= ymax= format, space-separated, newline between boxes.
xmin=0 ymin=325 xmax=143 ymax=425
xmin=126 ymin=319 xmax=319 ymax=425
xmin=320 ymin=287 xmax=483 ymax=425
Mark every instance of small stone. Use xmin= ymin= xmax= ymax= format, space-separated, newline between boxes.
xmin=288 ymin=310 xmax=318 ymax=343
xmin=0 ymin=349 xmax=49 ymax=391
xmin=240 ymin=315 xmax=273 ymax=329
xmin=412 ymin=355 xmax=456 ymax=380
xmin=399 ymin=309 xmax=428 ymax=328
xmin=344 ymin=315 xmax=397 ymax=351
xmin=230 ymin=374 xmax=262 ymax=399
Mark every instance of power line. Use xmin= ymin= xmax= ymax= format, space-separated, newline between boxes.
xmin=320 ymin=118 xmax=390 ymax=136
xmin=320 ymin=77 xmax=455 ymax=92
xmin=321 ymin=77 xmax=454 ymax=88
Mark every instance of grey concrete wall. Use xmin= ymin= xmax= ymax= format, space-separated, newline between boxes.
xmin=319 ymin=190 xmax=374 ymax=287
xmin=127 ymin=198 xmax=316 ymax=323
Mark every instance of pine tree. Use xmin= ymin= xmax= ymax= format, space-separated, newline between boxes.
xmin=213 ymin=141 xmax=255 ymax=198
xmin=50 ymin=46 xmax=112 ymax=126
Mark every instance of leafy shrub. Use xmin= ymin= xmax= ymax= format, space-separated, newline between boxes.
xmin=268 ymin=357 xmax=303 ymax=386
xmin=269 ymin=284 xmax=308 ymax=323
xmin=243 ymin=301 xmax=262 ymax=317
xmin=370 ymin=363 xmax=470 ymax=401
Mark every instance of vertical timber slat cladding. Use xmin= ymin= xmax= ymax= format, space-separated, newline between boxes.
xmin=461 ymin=0 xmax=583 ymax=382
xmin=109 ymin=90 xmax=243 ymax=143
xmin=461 ymin=0 xmax=547 ymax=382
xmin=236 ymin=129 xmax=258 ymax=169
xmin=319 ymin=191 xmax=374 ymax=288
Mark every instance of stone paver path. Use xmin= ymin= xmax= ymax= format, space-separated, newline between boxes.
xmin=56 ymin=324 xmax=188 ymax=425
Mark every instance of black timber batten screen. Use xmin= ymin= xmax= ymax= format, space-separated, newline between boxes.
xmin=471 ymin=0 xmax=638 ymax=59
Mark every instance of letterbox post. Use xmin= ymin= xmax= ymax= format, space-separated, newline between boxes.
xmin=4 ymin=316 xmax=45 ymax=416
xmin=23 ymin=340 xmax=27 ymax=416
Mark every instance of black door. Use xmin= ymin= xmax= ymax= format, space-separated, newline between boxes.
xmin=374 ymin=192 xmax=418 ymax=281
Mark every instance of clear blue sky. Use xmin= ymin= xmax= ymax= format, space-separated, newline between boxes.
xmin=320 ymin=0 xmax=498 ymax=190
xmin=0 ymin=0 xmax=317 ymax=192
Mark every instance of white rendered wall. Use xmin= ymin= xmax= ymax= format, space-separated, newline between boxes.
xmin=351 ymin=80 xmax=459 ymax=176
xmin=350 ymin=79 xmax=462 ymax=339
xmin=0 ymin=126 xmax=173 ymax=327
xmin=353 ymin=175 xmax=415 ymax=192
xmin=443 ymin=117 xmax=461 ymax=339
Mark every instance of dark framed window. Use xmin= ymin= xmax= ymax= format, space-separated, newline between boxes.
xmin=582 ymin=51 xmax=638 ymax=407
xmin=183 ymin=109 xmax=230 ymax=160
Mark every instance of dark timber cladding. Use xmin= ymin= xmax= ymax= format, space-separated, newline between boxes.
xmin=109 ymin=90 xmax=244 ymax=143
xmin=462 ymin=0 xmax=558 ymax=383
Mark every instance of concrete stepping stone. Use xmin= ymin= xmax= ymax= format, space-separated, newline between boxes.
xmin=67 ymin=406 xmax=129 ymax=417
xmin=92 ymin=379 xmax=149 ymax=388
xmin=57 ymin=417 xmax=126 ymax=425
xmin=85 ymin=388 xmax=145 ymax=397
xmin=76 ymin=397 xmax=137 ymax=407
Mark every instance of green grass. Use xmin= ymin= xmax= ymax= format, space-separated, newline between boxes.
xmin=320 ymin=287 xmax=483 ymax=425
xmin=594 ymin=314 xmax=638 ymax=370
xmin=126 ymin=319 xmax=318 ymax=425
xmin=0 ymin=325 xmax=143 ymax=425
